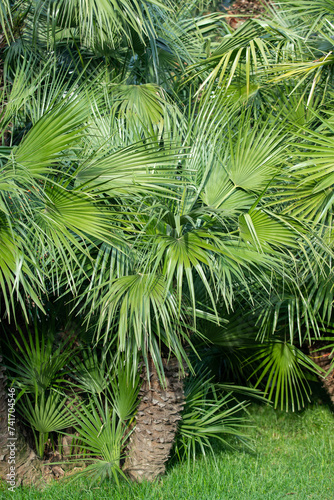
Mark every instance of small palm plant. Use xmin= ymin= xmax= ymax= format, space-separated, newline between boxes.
xmin=19 ymin=391 xmax=76 ymax=459
xmin=3 ymin=319 xmax=74 ymax=394
xmin=2 ymin=314 xmax=78 ymax=458
xmin=68 ymin=400 xmax=130 ymax=484
xmin=174 ymin=370 xmax=254 ymax=464
xmin=65 ymin=356 xmax=141 ymax=484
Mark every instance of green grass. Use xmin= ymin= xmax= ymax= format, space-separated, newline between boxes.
xmin=2 ymin=403 xmax=334 ymax=500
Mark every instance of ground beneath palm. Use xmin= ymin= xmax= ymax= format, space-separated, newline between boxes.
xmin=223 ymin=0 xmax=266 ymax=15
xmin=222 ymin=0 xmax=267 ymax=28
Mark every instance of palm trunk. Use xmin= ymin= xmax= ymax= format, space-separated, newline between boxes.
xmin=309 ymin=342 xmax=334 ymax=404
xmin=123 ymin=356 xmax=186 ymax=482
xmin=0 ymin=355 xmax=45 ymax=487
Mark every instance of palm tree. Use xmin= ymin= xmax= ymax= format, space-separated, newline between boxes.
xmin=1 ymin=0 xmax=334 ymax=485
xmin=0 ymin=62 xmax=300 ymax=483
xmin=0 ymin=0 xmax=222 ymax=483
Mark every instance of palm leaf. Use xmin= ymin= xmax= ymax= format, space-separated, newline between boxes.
xmin=248 ymin=341 xmax=322 ymax=411
xmin=69 ymin=397 xmax=129 ymax=485
xmin=19 ymin=391 xmax=76 ymax=457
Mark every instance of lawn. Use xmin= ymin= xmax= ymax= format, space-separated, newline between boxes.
xmin=2 ymin=403 xmax=334 ymax=500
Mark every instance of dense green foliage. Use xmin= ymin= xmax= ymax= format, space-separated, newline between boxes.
xmin=1 ymin=0 xmax=334 ymax=482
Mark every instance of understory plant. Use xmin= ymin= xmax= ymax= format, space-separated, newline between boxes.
xmin=2 ymin=316 xmax=260 ymax=479
xmin=174 ymin=370 xmax=254 ymax=464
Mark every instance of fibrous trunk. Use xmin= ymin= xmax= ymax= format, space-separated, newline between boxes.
xmin=123 ymin=356 xmax=186 ymax=482
xmin=309 ymin=342 xmax=334 ymax=403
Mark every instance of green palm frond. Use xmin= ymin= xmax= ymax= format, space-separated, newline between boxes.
xmin=13 ymin=97 xmax=87 ymax=176
xmin=185 ymin=103 xmax=287 ymax=210
xmin=221 ymin=115 xmax=285 ymax=193
xmin=248 ymin=341 xmax=322 ymax=411
xmin=239 ymin=209 xmax=301 ymax=251
xmin=109 ymin=84 xmax=167 ymax=126
xmin=270 ymin=55 xmax=334 ymax=104
xmin=75 ymin=140 xmax=184 ymax=197
xmin=175 ymin=370 xmax=252 ymax=463
xmin=187 ymin=21 xmax=272 ymax=95
xmin=19 ymin=391 xmax=76 ymax=458
xmin=255 ymin=245 xmax=334 ymax=345
xmin=0 ymin=213 xmax=45 ymax=319
xmin=70 ymin=348 xmax=110 ymax=396
xmin=282 ymin=112 xmax=334 ymax=223
xmin=276 ymin=0 xmax=334 ymax=19
xmin=35 ymin=184 xmax=118 ymax=244
xmin=260 ymin=2 xmax=334 ymax=102
xmin=29 ymin=0 xmax=170 ymax=50
xmin=271 ymin=85 xmax=322 ymax=127
xmin=69 ymin=397 xmax=129 ymax=484
xmin=81 ymin=271 xmax=190 ymax=381
xmin=150 ymin=225 xmax=219 ymax=317
xmin=0 ymin=0 xmax=13 ymax=43
xmin=4 ymin=321 xmax=73 ymax=393
xmin=108 ymin=357 xmax=141 ymax=422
